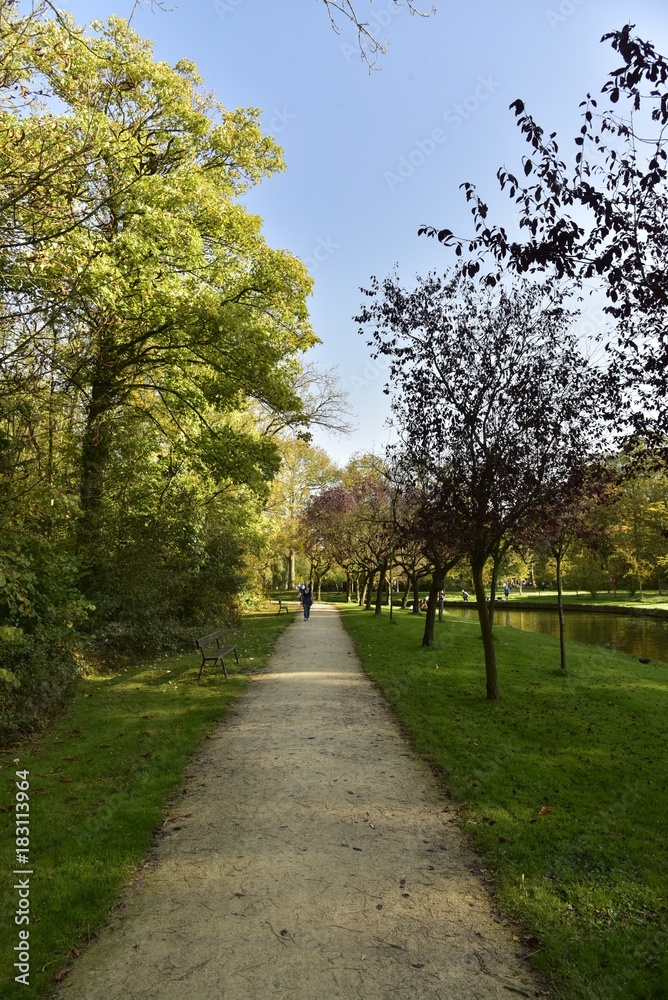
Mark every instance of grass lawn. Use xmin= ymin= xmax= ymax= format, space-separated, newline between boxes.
xmin=338 ymin=604 xmax=668 ymax=1000
xmin=503 ymin=590 xmax=668 ymax=611
xmin=309 ymin=588 xmax=668 ymax=612
xmin=0 ymin=606 xmax=293 ymax=1000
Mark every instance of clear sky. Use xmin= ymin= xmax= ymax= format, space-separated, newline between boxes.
xmin=49 ymin=0 xmax=668 ymax=464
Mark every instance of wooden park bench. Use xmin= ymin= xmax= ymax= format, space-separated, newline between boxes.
xmin=276 ymin=599 xmax=301 ymax=615
xmin=195 ymin=629 xmax=239 ymax=680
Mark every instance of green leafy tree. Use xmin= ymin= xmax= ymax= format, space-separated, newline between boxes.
xmin=263 ymin=439 xmax=340 ymax=590
xmin=1 ymin=10 xmax=315 ymax=605
xmin=0 ymin=5 xmax=324 ymax=739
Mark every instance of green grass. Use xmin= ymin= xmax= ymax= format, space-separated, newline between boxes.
xmin=289 ymin=588 xmax=668 ymax=612
xmin=338 ymin=605 xmax=668 ymax=1000
xmin=0 ymin=607 xmax=293 ymax=1000
xmin=503 ymin=590 xmax=668 ymax=610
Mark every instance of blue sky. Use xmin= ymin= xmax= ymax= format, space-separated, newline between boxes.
xmin=53 ymin=0 xmax=668 ymax=464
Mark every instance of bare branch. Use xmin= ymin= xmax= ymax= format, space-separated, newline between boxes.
xmin=127 ymin=0 xmax=173 ymax=26
xmin=321 ymin=0 xmax=435 ymax=69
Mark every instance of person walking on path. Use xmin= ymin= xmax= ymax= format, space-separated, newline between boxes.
xmin=301 ymin=583 xmax=313 ymax=620
xmin=58 ymin=603 xmax=542 ymax=1000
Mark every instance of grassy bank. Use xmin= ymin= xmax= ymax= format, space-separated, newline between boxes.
xmin=0 ymin=606 xmax=293 ymax=1000
xmin=501 ymin=590 xmax=668 ymax=611
xmin=338 ymin=605 xmax=668 ymax=1000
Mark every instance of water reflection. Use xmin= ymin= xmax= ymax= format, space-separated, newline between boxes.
xmin=450 ymin=607 xmax=668 ymax=663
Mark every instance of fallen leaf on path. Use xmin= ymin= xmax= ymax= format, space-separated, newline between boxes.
xmin=538 ymin=806 xmax=553 ymax=815
xmin=54 ymin=967 xmax=74 ymax=982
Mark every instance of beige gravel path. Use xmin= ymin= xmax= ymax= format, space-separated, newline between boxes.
xmin=58 ymin=603 xmax=544 ymax=1000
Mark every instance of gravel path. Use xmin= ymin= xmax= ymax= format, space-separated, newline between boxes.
xmin=58 ymin=603 xmax=544 ymax=1000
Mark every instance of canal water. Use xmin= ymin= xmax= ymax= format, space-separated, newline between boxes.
xmin=449 ymin=606 xmax=668 ymax=663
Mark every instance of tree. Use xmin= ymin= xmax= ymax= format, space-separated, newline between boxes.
xmin=255 ymin=362 xmax=353 ymax=441
xmin=393 ymin=538 xmax=431 ymax=612
xmin=263 ymin=439 xmax=340 ymax=590
xmin=358 ymin=271 xmax=611 ymax=698
xmin=301 ymin=485 xmax=361 ymax=600
xmin=609 ymin=459 xmax=668 ymax=598
xmin=419 ymin=25 xmax=668 ymax=438
xmin=391 ymin=477 xmax=462 ymax=647
xmin=0 ymin=3 xmax=333 ymax=739
xmin=1 ymin=10 xmax=315 ymax=604
xmin=305 ymin=457 xmax=397 ymax=610
xmin=516 ymin=465 xmax=611 ymax=673
xmin=344 ymin=458 xmax=396 ymax=614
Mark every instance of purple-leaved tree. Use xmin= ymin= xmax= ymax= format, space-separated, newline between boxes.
xmin=358 ymin=271 xmax=614 ymax=699
xmin=419 ymin=24 xmax=668 ymax=443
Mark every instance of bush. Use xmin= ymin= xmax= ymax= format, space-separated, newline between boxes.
xmin=0 ymin=536 xmax=87 ymax=744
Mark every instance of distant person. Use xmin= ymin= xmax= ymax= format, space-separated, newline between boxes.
xmin=302 ymin=584 xmax=313 ymax=621
xmin=504 ymin=585 xmax=510 ymax=600
xmin=461 ymin=589 xmax=469 ymax=602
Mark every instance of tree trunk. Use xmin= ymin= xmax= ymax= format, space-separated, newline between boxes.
xmin=400 ymin=577 xmax=410 ymax=608
xmin=375 ymin=561 xmax=388 ymax=615
xmin=488 ymin=559 xmax=499 ymax=627
xmin=346 ymin=572 xmax=352 ymax=603
xmin=556 ymin=548 xmax=567 ymax=674
xmin=412 ymin=573 xmax=420 ymax=614
xmin=365 ymin=571 xmax=375 ymax=610
xmin=78 ymin=382 xmax=113 ymax=595
xmin=472 ymin=559 xmax=499 ymax=700
xmin=288 ymin=548 xmax=296 ymax=590
xmin=422 ymin=568 xmax=445 ymax=647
